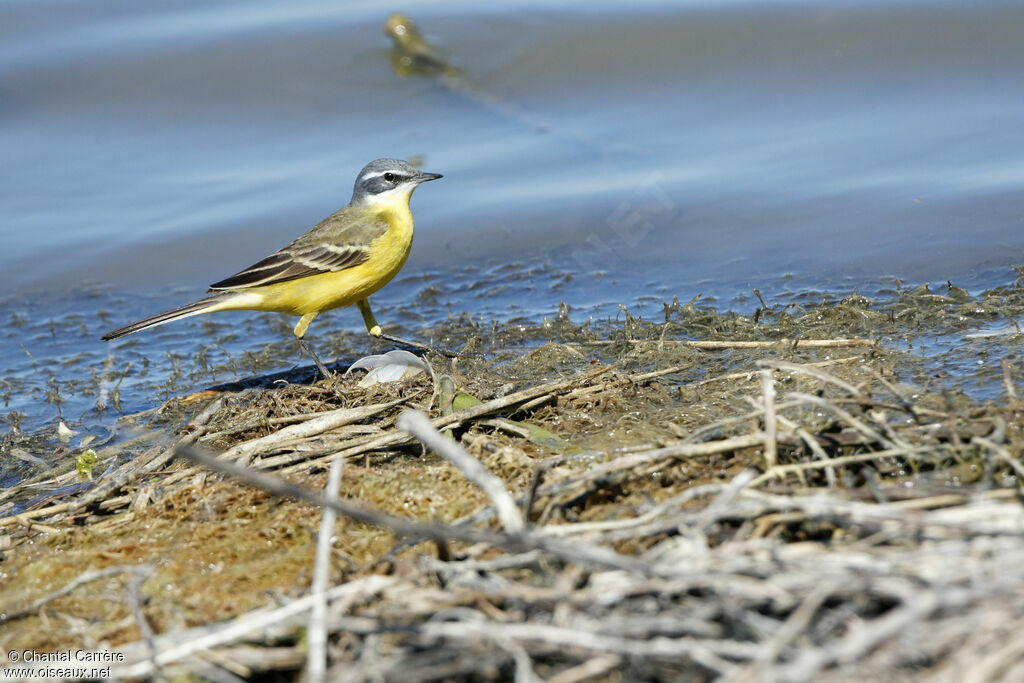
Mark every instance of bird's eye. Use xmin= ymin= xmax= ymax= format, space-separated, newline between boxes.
xmin=384 ymin=172 xmax=396 ymax=182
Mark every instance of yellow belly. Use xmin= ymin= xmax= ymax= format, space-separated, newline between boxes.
xmin=216 ymin=210 xmax=413 ymax=317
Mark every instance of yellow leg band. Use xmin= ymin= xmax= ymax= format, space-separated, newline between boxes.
xmin=294 ymin=312 xmax=318 ymax=339
xmin=356 ymin=299 xmax=382 ymax=337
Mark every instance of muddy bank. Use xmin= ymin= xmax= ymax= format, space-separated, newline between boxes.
xmin=2 ymin=278 xmax=1024 ymax=680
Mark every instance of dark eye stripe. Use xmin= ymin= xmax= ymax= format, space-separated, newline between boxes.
xmin=362 ymin=176 xmax=404 ymax=194
xmin=362 ymin=172 xmax=408 ymax=182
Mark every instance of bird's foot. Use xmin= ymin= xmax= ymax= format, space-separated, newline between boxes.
xmin=375 ymin=332 xmax=459 ymax=358
xmin=298 ymin=338 xmax=334 ymax=379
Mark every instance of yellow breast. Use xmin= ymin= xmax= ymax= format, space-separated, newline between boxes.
xmin=233 ymin=206 xmax=414 ymax=317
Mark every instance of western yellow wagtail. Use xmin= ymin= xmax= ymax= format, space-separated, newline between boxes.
xmin=102 ymin=158 xmax=442 ymax=378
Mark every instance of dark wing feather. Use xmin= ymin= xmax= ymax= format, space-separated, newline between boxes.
xmin=209 ymin=243 xmax=369 ymax=290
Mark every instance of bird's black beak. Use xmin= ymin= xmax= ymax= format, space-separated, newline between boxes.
xmin=416 ymin=171 xmax=443 ymax=183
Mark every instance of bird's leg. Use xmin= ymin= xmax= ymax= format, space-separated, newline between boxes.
xmin=294 ymin=313 xmax=332 ymax=379
xmin=298 ymin=339 xmax=332 ymax=379
xmin=356 ymin=298 xmax=383 ymax=338
xmin=356 ymin=298 xmax=458 ymax=358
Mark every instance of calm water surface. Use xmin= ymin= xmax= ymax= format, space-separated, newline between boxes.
xmin=2 ymin=0 xmax=1023 ymax=464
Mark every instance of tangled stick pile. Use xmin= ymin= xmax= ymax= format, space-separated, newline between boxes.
xmin=2 ymin=280 xmax=1024 ymax=681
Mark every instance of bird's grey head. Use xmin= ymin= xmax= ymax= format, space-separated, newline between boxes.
xmin=351 ymin=158 xmax=442 ymax=205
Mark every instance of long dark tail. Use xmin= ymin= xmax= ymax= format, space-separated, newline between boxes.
xmin=101 ymin=295 xmax=232 ymax=340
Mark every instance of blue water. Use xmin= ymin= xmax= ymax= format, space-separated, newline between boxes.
xmin=2 ymin=0 xmax=1024 ymax=464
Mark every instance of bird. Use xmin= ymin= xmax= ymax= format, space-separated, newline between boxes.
xmin=101 ymin=158 xmax=443 ymax=378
